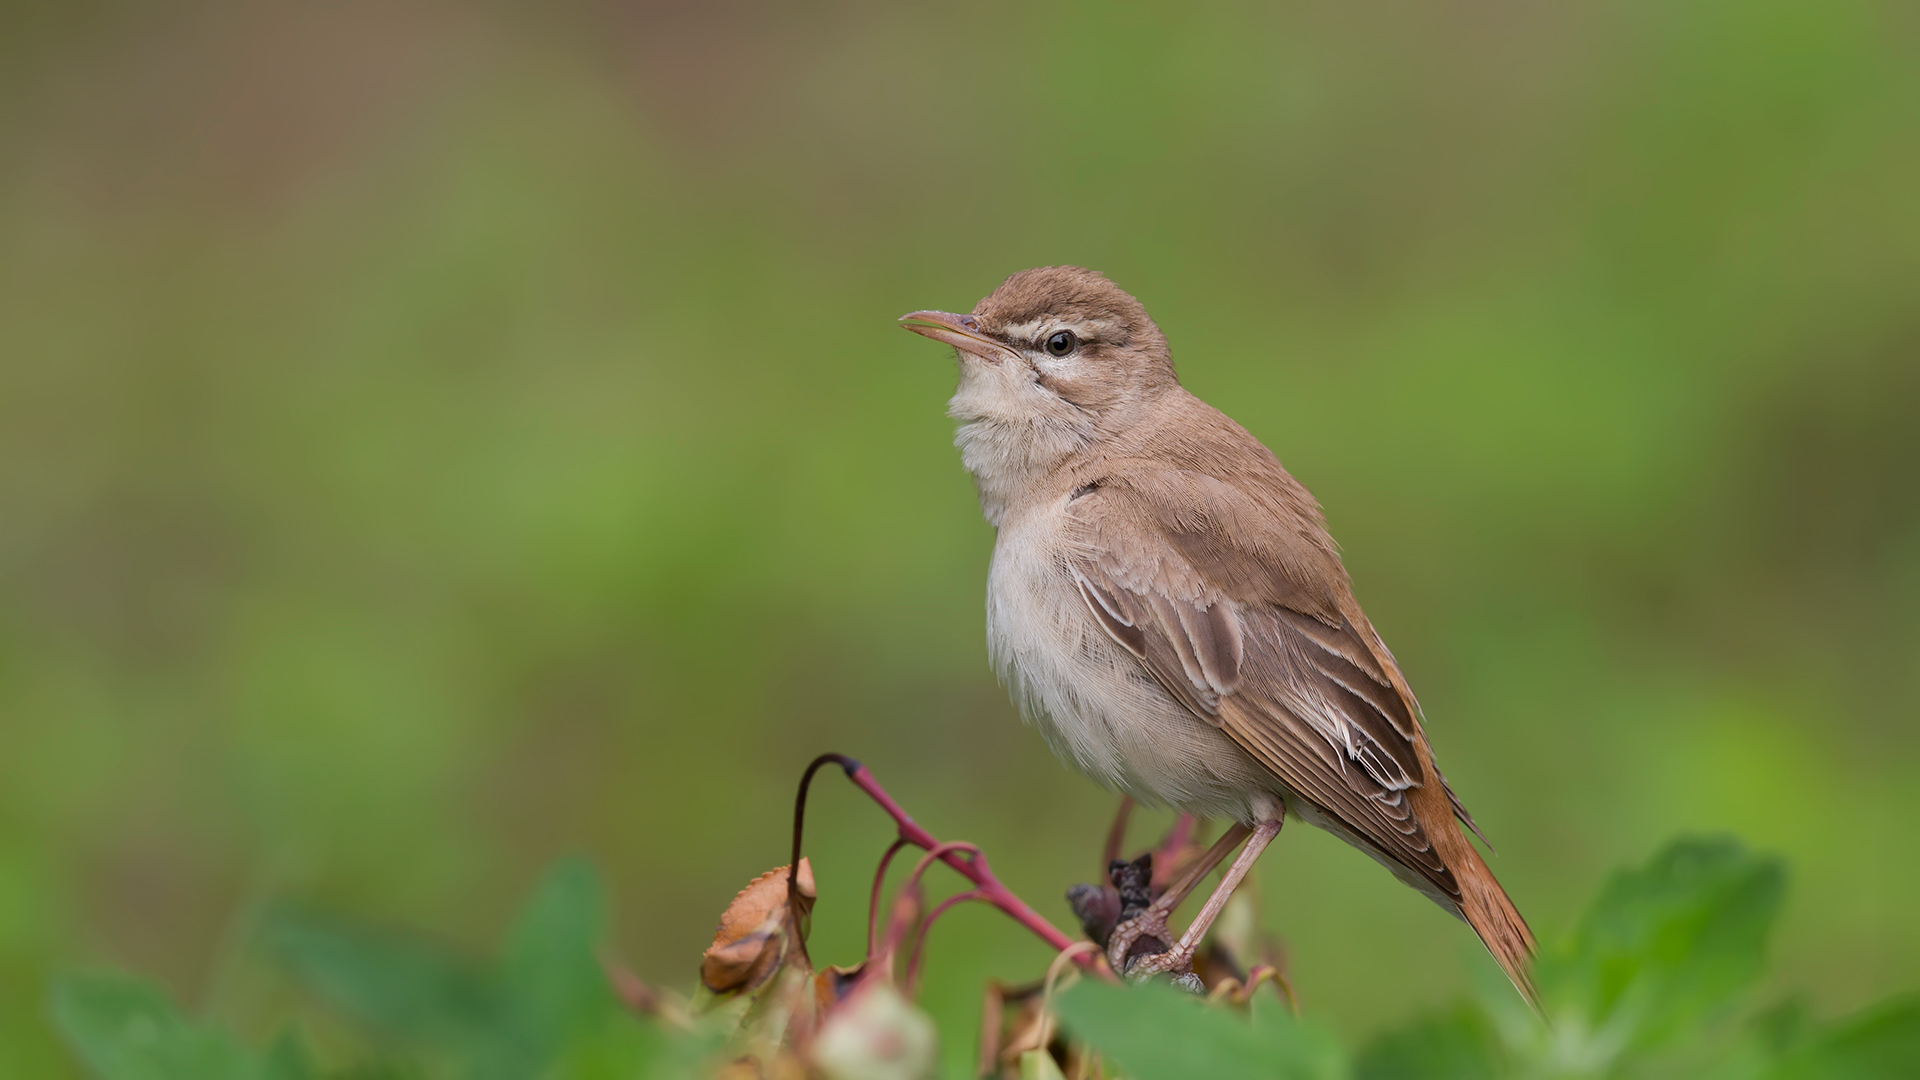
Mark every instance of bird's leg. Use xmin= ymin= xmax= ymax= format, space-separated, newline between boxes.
xmin=1104 ymin=823 xmax=1251 ymax=972
xmin=1126 ymin=815 xmax=1284 ymax=981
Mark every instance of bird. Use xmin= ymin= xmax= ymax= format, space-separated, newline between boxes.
xmin=899 ymin=266 xmax=1536 ymax=1004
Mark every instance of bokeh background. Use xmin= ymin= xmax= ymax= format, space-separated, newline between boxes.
xmin=3 ymin=0 xmax=1917 ymax=1074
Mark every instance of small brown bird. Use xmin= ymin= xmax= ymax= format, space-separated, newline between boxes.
xmin=900 ymin=266 xmax=1536 ymax=1003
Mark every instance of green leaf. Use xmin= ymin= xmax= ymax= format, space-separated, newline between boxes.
xmin=50 ymin=972 xmax=312 ymax=1080
xmin=259 ymin=860 xmax=620 ymax=1080
xmin=547 ymin=1012 xmax=671 ymax=1080
xmin=549 ymin=1004 xmax=736 ymax=1080
xmin=1769 ymin=995 xmax=1920 ymax=1080
xmin=1537 ymin=836 xmax=1785 ymax=1055
xmin=258 ymin=903 xmax=508 ymax=1051
xmin=1019 ymin=1048 xmax=1068 ymax=1080
xmin=1355 ymin=1005 xmax=1503 ymax=1080
xmin=498 ymin=858 xmax=613 ymax=1058
xmin=1054 ymin=979 xmax=1347 ymax=1080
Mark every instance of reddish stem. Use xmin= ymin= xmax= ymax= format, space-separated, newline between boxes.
xmin=900 ymin=840 xmax=984 ymax=899
xmin=788 ymin=753 xmax=1101 ymax=973
xmin=867 ymin=837 xmax=910 ymax=957
xmin=877 ymin=841 xmax=981 ymax=974
xmin=842 ymin=763 xmax=1088 ymax=961
xmin=1151 ymin=813 xmax=1199 ymax=892
xmin=904 ymin=889 xmax=986 ymax=994
xmin=876 ymin=877 xmax=923 ymax=970
xmin=1163 ymin=813 xmax=1196 ymax=858
xmin=1101 ymin=796 xmax=1134 ymax=873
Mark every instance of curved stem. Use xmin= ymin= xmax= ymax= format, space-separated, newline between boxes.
xmin=903 ymin=888 xmax=985 ymax=994
xmin=1101 ymin=796 xmax=1134 ymax=874
xmin=841 ymin=763 xmax=1092 ymax=964
xmin=788 ymin=753 xmax=862 ymax=967
xmin=867 ymin=837 xmax=910 ymax=958
xmin=791 ymin=755 xmax=1105 ymax=977
xmin=901 ymin=841 xmax=984 ymax=899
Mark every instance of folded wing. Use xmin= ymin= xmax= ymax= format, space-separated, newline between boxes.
xmin=1067 ymin=466 xmax=1460 ymax=903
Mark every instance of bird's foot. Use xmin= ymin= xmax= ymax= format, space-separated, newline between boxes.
xmin=1095 ymin=852 xmax=1201 ymax=991
xmin=1119 ymin=940 xmax=1203 ymax=993
xmin=1104 ymin=908 xmax=1174 ymax=974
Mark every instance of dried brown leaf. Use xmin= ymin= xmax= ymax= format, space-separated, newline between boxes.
xmin=701 ymin=859 xmax=816 ymax=995
xmin=815 ymin=960 xmax=870 ymax=1015
xmin=712 ymin=860 xmax=817 ymax=946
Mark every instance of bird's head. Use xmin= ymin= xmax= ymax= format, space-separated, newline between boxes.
xmin=900 ymin=266 xmax=1178 ymax=439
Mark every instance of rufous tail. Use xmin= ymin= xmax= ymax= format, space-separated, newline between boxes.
xmin=1454 ymin=842 xmax=1540 ymax=1010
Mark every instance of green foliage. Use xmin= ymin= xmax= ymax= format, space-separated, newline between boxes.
xmin=53 ymin=861 xmax=718 ymax=1080
xmin=1055 ymin=979 xmax=1346 ymax=1080
xmin=1530 ymin=837 xmax=1788 ymax=1061
xmin=1018 ymin=1049 xmax=1066 ymax=1080
xmin=258 ymin=857 xmax=613 ymax=1079
xmin=1353 ymin=1005 xmax=1505 ymax=1080
xmin=1052 ymin=839 xmax=1916 ymax=1080
xmin=48 ymin=839 xmax=1920 ymax=1079
xmin=1768 ymin=997 xmax=1920 ymax=1080
xmin=51 ymin=974 xmax=314 ymax=1080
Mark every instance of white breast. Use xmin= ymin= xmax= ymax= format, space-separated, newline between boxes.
xmin=983 ymin=498 xmax=1278 ymax=822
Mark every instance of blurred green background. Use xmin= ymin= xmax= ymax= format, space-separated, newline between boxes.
xmin=3 ymin=0 xmax=1917 ymax=1074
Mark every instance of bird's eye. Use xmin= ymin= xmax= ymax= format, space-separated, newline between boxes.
xmin=1043 ymin=330 xmax=1077 ymax=357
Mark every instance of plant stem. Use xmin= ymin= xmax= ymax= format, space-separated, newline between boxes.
xmin=789 ymin=753 xmax=1102 ymax=973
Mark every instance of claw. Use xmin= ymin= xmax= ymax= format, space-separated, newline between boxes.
xmin=1119 ymin=938 xmax=1196 ymax=982
xmin=1104 ymin=909 xmax=1174 ymax=973
xmin=1119 ymin=938 xmax=1206 ymax=997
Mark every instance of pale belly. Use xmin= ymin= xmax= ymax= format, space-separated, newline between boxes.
xmin=983 ymin=506 xmax=1283 ymax=823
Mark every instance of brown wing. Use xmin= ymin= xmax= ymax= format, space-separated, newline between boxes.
xmin=1066 ymin=465 xmax=1461 ymax=903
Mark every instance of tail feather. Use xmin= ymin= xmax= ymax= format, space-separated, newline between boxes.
xmin=1404 ymin=739 xmax=1539 ymax=1010
xmin=1453 ymin=842 xmax=1539 ymax=1010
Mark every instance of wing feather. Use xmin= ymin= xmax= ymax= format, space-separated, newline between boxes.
xmin=1068 ymin=471 xmax=1461 ymax=902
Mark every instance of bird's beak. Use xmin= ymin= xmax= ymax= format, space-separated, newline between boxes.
xmin=898 ymin=310 xmax=1020 ymax=364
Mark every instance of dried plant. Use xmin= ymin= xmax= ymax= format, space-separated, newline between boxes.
xmin=46 ymin=753 xmax=1920 ymax=1080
